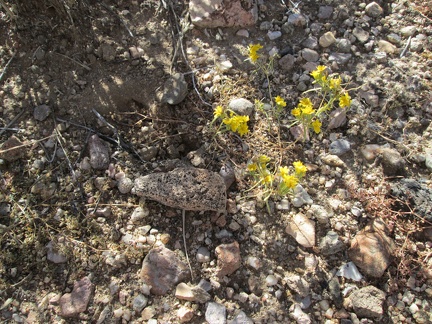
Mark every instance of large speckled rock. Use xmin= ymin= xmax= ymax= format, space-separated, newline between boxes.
xmin=133 ymin=168 xmax=226 ymax=213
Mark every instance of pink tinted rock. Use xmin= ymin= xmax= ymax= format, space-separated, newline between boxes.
xmin=140 ymin=246 xmax=189 ymax=295
xmin=348 ymin=220 xmax=395 ymax=277
xmin=215 ymin=241 xmax=241 ymax=278
xmin=189 ymin=0 xmax=257 ymax=28
xmin=60 ymin=277 xmax=93 ymax=317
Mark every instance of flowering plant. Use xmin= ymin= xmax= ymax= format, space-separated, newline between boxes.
xmin=212 ymin=105 xmax=249 ymax=137
xmin=291 ymin=65 xmax=352 ymax=140
xmin=247 ymin=156 xmax=308 ymax=213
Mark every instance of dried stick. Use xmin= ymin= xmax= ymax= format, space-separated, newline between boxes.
xmin=0 ymin=52 xmax=16 ymax=83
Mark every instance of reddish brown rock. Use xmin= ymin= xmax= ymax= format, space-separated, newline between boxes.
xmin=215 ymin=241 xmax=241 ymax=278
xmin=189 ymin=0 xmax=257 ymax=28
xmin=140 ymin=246 xmax=189 ymax=295
xmin=348 ymin=220 xmax=395 ymax=278
xmin=60 ymin=277 xmax=93 ymax=318
xmin=0 ymin=135 xmax=25 ymax=161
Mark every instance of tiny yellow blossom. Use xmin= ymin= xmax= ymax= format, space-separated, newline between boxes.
xmin=214 ymin=105 xmax=224 ymax=118
xmin=258 ymin=155 xmax=271 ymax=166
xmin=292 ymin=107 xmax=301 ymax=117
xmin=310 ymin=65 xmax=327 ymax=80
xmin=339 ymin=92 xmax=352 ymax=108
xmin=329 ymin=76 xmax=342 ymax=90
xmin=298 ymin=97 xmax=313 ymax=108
xmin=282 ymin=174 xmax=298 ymax=189
xmin=311 ymin=119 xmax=322 ymax=134
xmin=248 ymin=44 xmax=263 ymax=63
xmin=279 ymin=166 xmax=289 ymax=177
xmin=237 ymin=122 xmax=249 ymax=136
xmin=275 ymin=96 xmax=287 ymax=107
xmin=247 ymin=163 xmax=257 ymax=172
xmin=263 ymin=174 xmax=274 ymax=184
xmin=293 ymin=161 xmax=307 ymax=177
xmin=301 ymin=105 xmax=315 ymax=115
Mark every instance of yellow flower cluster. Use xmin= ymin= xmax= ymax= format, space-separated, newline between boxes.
xmin=247 ymin=156 xmax=307 ymax=196
xmin=213 ymin=105 xmax=250 ymax=136
xmin=290 ymin=65 xmax=353 ymax=137
xmin=248 ymin=44 xmax=263 ymax=63
xmin=275 ymin=96 xmax=287 ymax=107
xmin=310 ymin=65 xmax=352 ymax=109
xmin=223 ymin=115 xmax=250 ymax=136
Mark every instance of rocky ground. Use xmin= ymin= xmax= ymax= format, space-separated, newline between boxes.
xmin=0 ymin=0 xmax=431 ymax=323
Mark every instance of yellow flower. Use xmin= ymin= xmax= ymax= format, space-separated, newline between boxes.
xmin=237 ymin=122 xmax=249 ymax=136
xmin=282 ymin=174 xmax=298 ymax=189
xmin=293 ymin=161 xmax=307 ymax=177
xmin=275 ymin=96 xmax=287 ymax=107
xmin=292 ymin=107 xmax=301 ymax=117
xmin=214 ymin=105 xmax=224 ymax=118
xmin=329 ymin=76 xmax=342 ymax=90
xmin=301 ymin=105 xmax=315 ymax=115
xmin=279 ymin=166 xmax=289 ymax=177
xmin=310 ymin=65 xmax=327 ymax=80
xmin=258 ymin=155 xmax=271 ymax=166
xmin=339 ymin=92 xmax=351 ymax=108
xmin=247 ymin=163 xmax=257 ymax=172
xmin=311 ymin=119 xmax=322 ymax=134
xmin=298 ymin=97 xmax=313 ymax=108
xmin=263 ymin=173 xmax=274 ymax=184
xmin=248 ymin=44 xmax=263 ymax=63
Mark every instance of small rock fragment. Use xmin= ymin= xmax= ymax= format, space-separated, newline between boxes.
xmin=205 ymin=302 xmax=227 ymax=324
xmin=292 ymin=184 xmax=313 ymax=207
xmin=140 ymin=246 xmax=189 ymax=295
xmin=34 ymin=104 xmax=51 ymax=121
xmin=285 ymin=274 xmax=311 ymax=297
xmin=228 ymin=98 xmax=254 ymax=118
xmin=321 ymin=154 xmax=345 ymax=167
xmin=279 ymin=54 xmax=296 ymax=71
xmin=133 ymin=168 xmax=227 ymax=213
xmin=46 ymin=240 xmax=68 ymax=264
xmin=231 ymin=311 xmax=253 ymax=324
xmin=287 ymin=13 xmax=307 ymax=26
xmin=60 ymin=277 xmax=93 ymax=317
xmin=348 ymin=220 xmax=395 ymax=277
xmin=177 ymin=306 xmax=194 ymax=323
xmin=215 ymin=241 xmax=241 ymax=278
xmin=319 ymin=31 xmax=336 ymax=47
xmin=197 ymin=246 xmax=211 ymax=263
xmin=329 ymin=139 xmax=351 ymax=156
xmin=175 ymin=282 xmax=211 ymax=303
xmin=285 ymin=213 xmax=315 ymax=248
xmin=377 ymin=40 xmax=397 ymax=54
xmin=353 ymin=27 xmax=369 ymax=43
xmin=117 ymin=177 xmax=133 ymax=194
xmin=302 ymin=48 xmax=319 ymax=62
xmin=132 ymin=294 xmax=148 ymax=312
xmin=290 ymin=303 xmax=311 ymax=323
xmin=0 ymin=136 xmax=25 ymax=162
xmin=161 ymin=73 xmax=188 ymax=105
xmin=365 ymin=2 xmax=383 ymax=17
xmin=350 ymin=286 xmax=386 ymax=319
xmin=88 ymin=135 xmax=110 ymax=170
xmin=319 ymin=231 xmax=345 ymax=255
xmin=379 ymin=147 xmax=405 ymax=176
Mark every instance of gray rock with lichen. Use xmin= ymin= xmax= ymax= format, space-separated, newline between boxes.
xmin=133 ymin=167 xmax=226 ymax=213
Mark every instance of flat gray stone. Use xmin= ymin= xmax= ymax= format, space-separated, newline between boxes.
xmin=133 ymin=167 xmax=226 ymax=213
xmin=350 ymin=286 xmax=386 ymax=319
xmin=228 ymin=98 xmax=254 ymax=118
xmin=329 ymin=139 xmax=351 ymax=156
xmin=161 ymin=73 xmax=188 ymax=105
xmin=34 ymin=104 xmax=51 ymax=121
xmin=205 ymin=302 xmax=227 ymax=324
